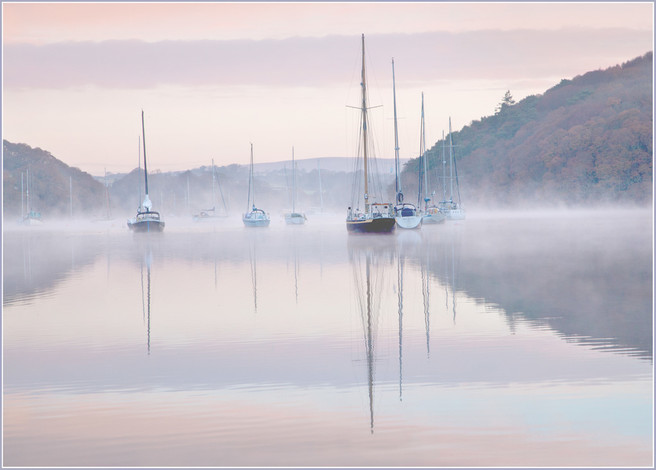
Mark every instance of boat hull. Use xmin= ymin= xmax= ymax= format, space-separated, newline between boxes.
xmin=285 ymin=213 xmax=306 ymax=225
xmin=127 ymin=220 xmax=165 ymax=232
xmin=243 ymin=215 xmax=270 ymax=227
xmin=395 ymin=215 xmax=422 ymax=229
xmin=422 ymin=213 xmax=446 ymax=224
xmin=446 ymin=209 xmax=466 ymax=220
xmin=347 ymin=217 xmax=396 ymax=233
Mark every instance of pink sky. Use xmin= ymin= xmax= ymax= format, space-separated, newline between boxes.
xmin=2 ymin=2 xmax=653 ymax=174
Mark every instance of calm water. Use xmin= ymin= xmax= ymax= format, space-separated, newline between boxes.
xmin=2 ymin=209 xmax=653 ymax=467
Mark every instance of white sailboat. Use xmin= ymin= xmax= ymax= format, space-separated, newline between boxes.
xmin=346 ymin=34 xmax=395 ymax=234
xmin=127 ymin=111 xmax=165 ymax=233
xmin=243 ymin=143 xmax=271 ymax=227
xmin=438 ymin=117 xmax=466 ymax=220
xmin=193 ymin=158 xmax=229 ymax=221
xmin=285 ymin=146 xmax=307 ymax=225
xmin=418 ymin=93 xmax=446 ymax=225
xmin=392 ymin=59 xmax=422 ymax=230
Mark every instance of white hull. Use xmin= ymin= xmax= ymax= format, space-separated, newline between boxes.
xmin=285 ymin=213 xmax=306 ymax=225
xmin=422 ymin=213 xmax=446 ymax=224
xmin=21 ymin=217 xmax=43 ymax=226
xmin=243 ymin=210 xmax=270 ymax=227
xmin=395 ymin=215 xmax=422 ymax=229
xmin=447 ymin=209 xmax=466 ymax=220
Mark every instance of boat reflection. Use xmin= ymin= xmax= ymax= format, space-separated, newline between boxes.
xmin=348 ymin=236 xmax=395 ymax=434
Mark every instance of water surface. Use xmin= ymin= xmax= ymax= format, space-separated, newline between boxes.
xmin=2 ymin=209 xmax=652 ymax=467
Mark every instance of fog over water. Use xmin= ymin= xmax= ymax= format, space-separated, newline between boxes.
xmin=2 ymin=207 xmax=652 ymax=467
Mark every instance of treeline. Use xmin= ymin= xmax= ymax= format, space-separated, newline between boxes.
xmin=3 ymin=141 xmax=107 ymax=219
xmin=404 ymin=52 xmax=653 ymax=207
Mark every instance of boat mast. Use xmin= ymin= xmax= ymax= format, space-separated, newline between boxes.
xmin=211 ymin=158 xmax=216 ymax=209
xmin=361 ymin=34 xmax=370 ymax=215
xmin=318 ymin=158 xmax=324 ymax=212
xmin=292 ymin=146 xmax=296 ymax=213
xmin=26 ymin=169 xmax=30 ymax=215
xmin=141 ymin=110 xmax=152 ymax=212
xmin=442 ymin=130 xmax=447 ymax=202
xmin=141 ymin=111 xmax=149 ymax=198
xmin=392 ymin=58 xmax=401 ymax=203
xmin=448 ymin=117 xmax=454 ymax=202
xmin=247 ymin=143 xmax=254 ymax=211
xmin=137 ymin=135 xmax=142 ymax=210
xmin=421 ymin=93 xmax=428 ymax=211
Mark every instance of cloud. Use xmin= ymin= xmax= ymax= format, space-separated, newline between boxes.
xmin=4 ymin=29 xmax=652 ymax=90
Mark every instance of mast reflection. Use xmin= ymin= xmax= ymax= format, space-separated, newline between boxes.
xmin=349 ymin=236 xmax=394 ymax=434
xmin=139 ymin=248 xmax=153 ymax=355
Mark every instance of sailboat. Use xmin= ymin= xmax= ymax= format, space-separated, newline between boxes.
xmin=21 ymin=169 xmax=43 ymax=226
xmin=346 ymin=34 xmax=395 ymax=234
xmin=418 ymin=94 xmax=446 ymax=225
xmin=193 ymin=159 xmax=229 ymax=221
xmin=438 ymin=117 xmax=466 ymax=220
xmin=242 ymin=143 xmax=271 ymax=227
xmin=391 ymin=59 xmax=422 ymax=230
xmin=284 ymin=146 xmax=307 ymax=225
xmin=127 ymin=111 xmax=165 ymax=232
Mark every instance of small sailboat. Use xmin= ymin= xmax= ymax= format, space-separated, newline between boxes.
xmin=284 ymin=146 xmax=307 ymax=225
xmin=346 ymin=34 xmax=395 ymax=234
xmin=20 ymin=169 xmax=43 ymax=226
xmin=438 ymin=117 xmax=466 ymax=220
xmin=127 ymin=111 xmax=165 ymax=233
xmin=418 ymin=94 xmax=446 ymax=225
xmin=193 ymin=158 xmax=229 ymax=221
xmin=391 ymin=59 xmax=422 ymax=230
xmin=243 ymin=143 xmax=270 ymax=227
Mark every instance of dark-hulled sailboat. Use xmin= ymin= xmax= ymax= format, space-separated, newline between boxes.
xmin=346 ymin=34 xmax=395 ymax=234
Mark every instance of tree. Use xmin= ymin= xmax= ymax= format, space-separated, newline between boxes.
xmin=495 ymin=90 xmax=516 ymax=114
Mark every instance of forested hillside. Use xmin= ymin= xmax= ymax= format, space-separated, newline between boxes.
xmin=3 ymin=141 xmax=107 ymax=220
xmin=404 ymin=52 xmax=653 ymax=207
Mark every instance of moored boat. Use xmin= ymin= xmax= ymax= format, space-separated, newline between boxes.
xmin=346 ymin=34 xmax=395 ymax=234
xmin=243 ymin=143 xmax=271 ymax=227
xmin=128 ymin=111 xmax=165 ymax=233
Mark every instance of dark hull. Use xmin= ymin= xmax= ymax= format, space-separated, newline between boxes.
xmin=127 ymin=220 xmax=165 ymax=233
xmin=346 ymin=217 xmax=396 ymax=233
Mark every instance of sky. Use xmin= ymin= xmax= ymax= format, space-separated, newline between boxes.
xmin=2 ymin=2 xmax=653 ymax=175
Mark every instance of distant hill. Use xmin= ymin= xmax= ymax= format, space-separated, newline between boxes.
xmin=404 ymin=52 xmax=653 ymax=207
xmin=3 ymin=140 xmax=108 ymax=220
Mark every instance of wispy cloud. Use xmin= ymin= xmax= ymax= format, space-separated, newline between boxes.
xmin=4 ymin=29 xmax=651 ymax=90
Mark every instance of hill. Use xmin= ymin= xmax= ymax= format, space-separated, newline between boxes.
xmin=3 ymin=141 xmax=108 ymax=220
xmin=404 ymin=52 xmax=653 ymax=208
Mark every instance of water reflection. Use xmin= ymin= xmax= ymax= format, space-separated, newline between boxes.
xmin=2 ymin=210 xmax=653 ymax=466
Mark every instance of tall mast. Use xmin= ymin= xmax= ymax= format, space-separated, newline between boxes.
xmin=26 ymin=169 xmax=30 ymax=214
xmin=448 ymin=117 xmax=454 ymax=201
xmin=292 ymin=146 xmax=296 ymax=212
xmin=392 ymin=58 xmax=401 ymax=202
xmin=138 ymin=135 xmax=142 ymax=209
xmin=318 ymin=158 xmax=324 ymax=212
xmin=361 ymin=34 xmax=370 ymax=215
xmin=247 ymin=143 xmax=254 ymax=211
xmin=141 ymin=110 xmax=149 ymax=198
xmin=421 ymin=93 xmax=428 ymax=210
xmin=442 ymin=130 xmax=447 ymax=202
xmin=211 ymin=159 xmax=216 ymax=208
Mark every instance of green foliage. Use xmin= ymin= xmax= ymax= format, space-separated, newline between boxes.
xmin=402 ymin=52 xmax=653 ymax=207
